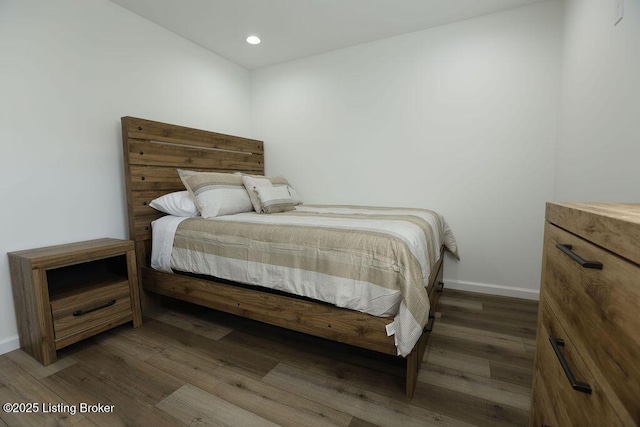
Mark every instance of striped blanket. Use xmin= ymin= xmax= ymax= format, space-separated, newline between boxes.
xmin=151 ymin=205 xmax=458 ymax=356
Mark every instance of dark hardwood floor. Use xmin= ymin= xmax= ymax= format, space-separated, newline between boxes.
xmin=0 ymin=289 xmax=538 ymax=426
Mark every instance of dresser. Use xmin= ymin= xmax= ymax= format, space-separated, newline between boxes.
xmin=530 ymin=203 xmax=640 ymax=426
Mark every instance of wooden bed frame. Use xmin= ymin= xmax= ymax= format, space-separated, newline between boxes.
xmin=121 ymin=116 xmax=444 ymax=398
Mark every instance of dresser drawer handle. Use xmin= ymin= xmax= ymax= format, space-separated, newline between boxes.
xmin=549 ymin=337 xmax=592 ymax=394
xmin=555 ymin=244 xmax=603 ymax=270
xmin=73 ymin=299 xmax=116 ymax=317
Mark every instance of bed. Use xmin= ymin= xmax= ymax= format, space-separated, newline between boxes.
xmin=121 ymin=116 xmax=457 ymax=398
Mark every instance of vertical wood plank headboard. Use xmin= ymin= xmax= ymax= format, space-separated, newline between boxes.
xmin=121 ymin=116 xmax=264 ymax=268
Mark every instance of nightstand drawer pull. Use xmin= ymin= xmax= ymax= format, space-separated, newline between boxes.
xmin=555 ymin=244 xmax=603 ymax=270
xmin=73 ymin=299 xmax=116 ymax=317
xmin=549 ymin=337 xmax=592 ymax=394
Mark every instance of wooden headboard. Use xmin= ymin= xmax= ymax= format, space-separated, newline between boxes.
xmin=121 ymin=116 xmax=264 ymax=268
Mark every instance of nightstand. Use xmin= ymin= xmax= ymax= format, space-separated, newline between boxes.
xmin=8 ymin=238 xmax=142 ymax=365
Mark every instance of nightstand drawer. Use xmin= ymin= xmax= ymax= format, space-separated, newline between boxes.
xmin=538 ymin=301 xmax=622 ymax=426
xmin=51 ymin=280 xmax=132 ymax=340
xmin=543 ymin=223 xmax=640 ymax=421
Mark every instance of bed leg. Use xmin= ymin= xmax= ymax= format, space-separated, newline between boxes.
xmin=406 ymin=328 xmax=431 ymax=398
xmin=406 ymin=349 xmax=419 ymax=398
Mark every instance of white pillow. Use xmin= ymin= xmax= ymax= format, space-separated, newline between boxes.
xmin=149 ymin=191 xmax=199 ymax=217
xmin=178 ymin=169 xmax=253 ymax=218
xmin=255 ymin=186 xmax=296 ymax=214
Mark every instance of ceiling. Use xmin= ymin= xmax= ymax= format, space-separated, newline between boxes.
xmin=109 ymin=0 xmax=548 ymax=70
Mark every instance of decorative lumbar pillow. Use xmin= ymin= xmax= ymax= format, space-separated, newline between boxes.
xmin=254 ymin=186 xmax=295 ymax=213
xmin=266 ymin=175 xmax=290 ymax=187
xmin=243 ymin=174 xmax=303 ymax=207
xmin=267 ymin=176 xmax=302 ymax=205
xmin=287 ymin=186 xmax=303 ymax=206
xmin=149 ymin=191 xmax=199 ymax=217
xmin=178 ymin=169 xmax=253 ymax=218
xmin=242 ymin=175 xmax=273 ymax=213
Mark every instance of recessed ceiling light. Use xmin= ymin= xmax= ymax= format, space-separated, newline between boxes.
xmin=246 ymin=35 xmax=261 ymax=45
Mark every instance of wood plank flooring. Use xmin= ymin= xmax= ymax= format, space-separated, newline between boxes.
xmin=0 ymin=289 xmax=537 ymax=426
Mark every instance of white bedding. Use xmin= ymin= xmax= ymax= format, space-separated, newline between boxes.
xmin=151 ymin=205 xmax=458 ymax=356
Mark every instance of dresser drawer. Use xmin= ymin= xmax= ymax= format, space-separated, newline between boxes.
xmin=543 ymin=223 xmax=640 ymax=423
xmin=537 ymin=301 xmax=622 ymax=426
xmin=51 ymin=280 xmax=132 ymax=340
xmin=530 ymin=370 xmax=559 ymax=427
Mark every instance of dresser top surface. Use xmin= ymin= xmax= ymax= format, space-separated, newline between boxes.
xmin=552 ymin=202 xmax=640 ymax=225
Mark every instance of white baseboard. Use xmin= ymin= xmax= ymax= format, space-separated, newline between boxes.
xmin=0 ymin=335 xmax=20 ymax=356
xmin=444 ymin=279 xmax=539 ymax=301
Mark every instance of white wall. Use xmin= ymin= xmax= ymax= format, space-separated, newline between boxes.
xmin=6 ymin=0 xmax=612 ymax=356
xmin=555 ymin=0 xmax=640 ymax=201
xmin=251 ymin=2 xmax=563 ymax=299
xmin=0 ymin=0 xmax=252 ymax=353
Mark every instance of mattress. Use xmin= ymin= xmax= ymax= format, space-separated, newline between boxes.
xmin=151 ymin=205 xmax=458 ymax=356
